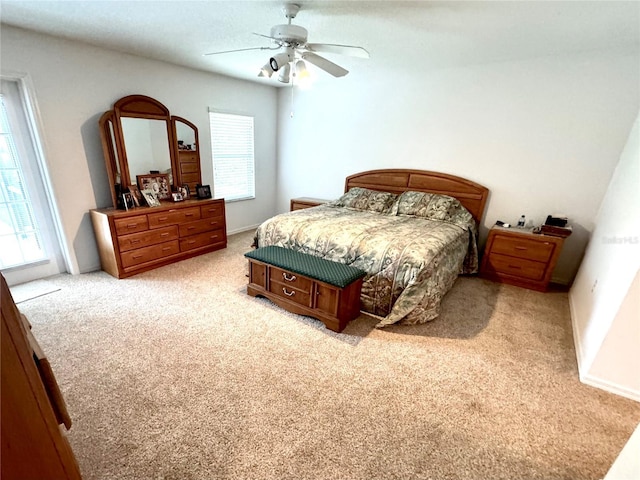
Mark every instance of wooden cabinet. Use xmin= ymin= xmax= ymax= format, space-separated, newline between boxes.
xmin=290 ymin=197 xmax=329 ymax=211
xmin=479 ymin=226 xmax=567 ymax=291
xmin=1 ymin=273 xmax=82 ymax=479
xmin=91 ymin=198 xmax=226 ymax=279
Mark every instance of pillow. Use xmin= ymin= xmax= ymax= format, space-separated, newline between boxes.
xmin=391 ymin=191 xmax=473 ymax=226
xmin=332 ymin=187 xmax=398 ymax=214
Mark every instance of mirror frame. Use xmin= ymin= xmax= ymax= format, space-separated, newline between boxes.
xmin=100 ymin=95 xmax=181 ymax=208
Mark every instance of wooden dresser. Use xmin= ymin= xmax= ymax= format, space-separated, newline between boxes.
xmin=480 ymin=226 xmax=567 ymax=291
xmin=1 ymin=273 xmax=82 ymax=479
xmin=91 ymin=198 xmax=226 ymax=278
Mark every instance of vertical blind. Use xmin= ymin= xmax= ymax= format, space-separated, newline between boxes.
xmin=209 ymin=111 xmax=255 ymax=202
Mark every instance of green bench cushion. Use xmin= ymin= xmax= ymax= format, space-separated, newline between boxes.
xmin=245 ymin=246 xmax=366 ymax=288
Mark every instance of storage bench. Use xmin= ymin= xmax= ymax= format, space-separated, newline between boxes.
xmin=244 ymin=246 xmax=366 ymax=332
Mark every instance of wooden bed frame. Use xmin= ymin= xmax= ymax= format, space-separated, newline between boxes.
xmin=345 ymin=169 xmax=489 ymax=226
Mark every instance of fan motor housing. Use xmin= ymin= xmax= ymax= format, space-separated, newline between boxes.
xmin=270 ymin=24 xmax=308 ymax=46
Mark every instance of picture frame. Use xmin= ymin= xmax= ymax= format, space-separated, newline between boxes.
xmin=121 ymin=192 xmax=135 ymax=211
xmin=128 ymin=185 xmax=143 ymax=207
xmin=180 ymin=184 xmax=190 ymax=199
xmin=137 ymin=174 xmax=170 ymax=200
xmin=196 ymin=184 xmax=212 ymax=199
xmin=171 ymin=192 xmax=184 ymax=202
xmin=141 ymin=188 xmax=161 ymax=207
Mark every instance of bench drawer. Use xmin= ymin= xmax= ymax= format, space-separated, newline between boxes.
xmin=269 ymin=266 xmax=312 ymax=293
xmin=268 ymin=279 xmax=312 ymax=307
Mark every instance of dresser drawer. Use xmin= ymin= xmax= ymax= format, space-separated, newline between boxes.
xmin=179 ymin=229 xmax=225 ymax=251
xmin=180 ymin=163 xmax=199 ymax=173
xmin=179 ymin=152 xmax=198 ymax=163
xmin=484 ymin=253 xmax=547 ymax=281
xmin=118 ymin=226 xmax=178 ymax=252
xmin=491 ymin=234 xmax=555 ymax=262
xmin=179 ymin=217 xmax=225 ymax=237
xmin=114 ymin=215 xmax=148 ymax=235
xmin=201 ymin=202 xmax=225 ymax=219
xmin=120 ymin=240 xmax=180 ymax=268
xmin=181 ymin=173 xmax=200 ymax=184
xmin=148 ymin=207 xmax=200 ymax=228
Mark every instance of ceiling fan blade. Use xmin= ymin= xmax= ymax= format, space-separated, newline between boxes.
xmin=203 ymin=46 xmax=276 ymax=56
xmin=306 ymin=43 xmax=370 ymax=59
xmin=302 ymin=52 xmax=349 ymax=77
xmin=252 ymin=32 xmax=277 ymax=41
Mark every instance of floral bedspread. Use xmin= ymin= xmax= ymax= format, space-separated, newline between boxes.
xmin=254 ymin=195 xmax=478 ymax=327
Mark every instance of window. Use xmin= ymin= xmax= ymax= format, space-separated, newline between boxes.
xmin=0 ymin=91 xmax=47 ymax=268
xmin=0 ymin=78 xmax=66 ymax=285
xmin=209 ymin=111 xmax=255 ymax=202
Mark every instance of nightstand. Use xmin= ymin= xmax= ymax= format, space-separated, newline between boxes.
xmin=479 ymin=226 xmax=568 ymax=291
xmin=290 ymin=197 xmax=330 ymax=211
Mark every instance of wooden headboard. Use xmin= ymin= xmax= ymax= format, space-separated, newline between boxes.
xmin=345 ymin=169 xmax=489 ymax=226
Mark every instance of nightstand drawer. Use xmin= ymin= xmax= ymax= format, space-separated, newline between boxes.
xmin=484 ymin=253 xmax=547 ymax=281
xmin=491 ymin=234 xmax=555 ymax=262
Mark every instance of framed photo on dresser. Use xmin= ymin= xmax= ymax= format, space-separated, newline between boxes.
xmin=137 ymin=174 xmax=170 ymax=200
xmin=140 ymin=189 xmax=161 ymax=207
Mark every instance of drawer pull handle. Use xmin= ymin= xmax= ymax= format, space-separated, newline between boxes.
xmin=187 ymin=226 xmax=196 ymax=230
xmin=508 ymin=264 xmax=522 ymax=270
xmin=514 ymin=246 xmax=527 ymax=251
xmin=188 ymin=240 xmax=196 ymax=245
xmin=210 ymin=221 xmax=218 ymax=226
xmin=282 ymin=288 xmax=295 ymax=297
xmin=162 ymin=247 xmax=172 ymax=251
xmin=160 ymin=233 xmax=169 ymax=237
xmin=130 ymin=239 xmax=140 ymax=244
xmin=185 ymin=213 xmax=194 ymax=217
xmin=158 ymin=216 xmax=168 ymax=221
xmin=127 ymin=224 xmax=138 ymax=229
xmin=132 ymin=254 xmax=143 ymax=259
xmin=283 ymin=272 xmax=297 ymax=282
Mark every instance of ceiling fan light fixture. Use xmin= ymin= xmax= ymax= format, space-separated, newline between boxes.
xmin=269 ymin=51 xmax=292 ymax=71
xmin=277 ymin=63 xmax=291 ymax=83
xmin=294 ymin=60 xmax=312 ymax=89
xmin=258 ymin=62 xmax=274 ymax=78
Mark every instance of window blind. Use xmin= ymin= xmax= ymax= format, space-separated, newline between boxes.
xmin=209 ymin=111 xmax=255 ymax=202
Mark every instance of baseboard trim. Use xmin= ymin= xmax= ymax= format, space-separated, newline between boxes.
xmin=568 ymin=291 xmax=587 ymax=375
xmin=568 ymin=291 xmax=640 ymax=403
xmin=580 ymin=373 xmax=640 ymax=403
xmin=227 ymin=224 xmax=260 ymax=236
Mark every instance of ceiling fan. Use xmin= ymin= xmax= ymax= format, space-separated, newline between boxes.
xmin=204 ymin=3 xmax=369 ymax=84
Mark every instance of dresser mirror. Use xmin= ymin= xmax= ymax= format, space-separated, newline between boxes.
xmin=120 ymin=117 xmax=172 ymax=184
xmin=99 ymin=95 xmax=202 ymax=208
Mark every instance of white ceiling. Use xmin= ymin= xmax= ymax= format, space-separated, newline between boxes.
xmin=1 ymin=1 xmax=639 ymax=87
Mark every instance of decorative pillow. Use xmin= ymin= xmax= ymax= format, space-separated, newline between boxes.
xmin=391 ymin=191 xmax=473 ymax=226
xmin=332 ymin=187 xmax=398 ymax=214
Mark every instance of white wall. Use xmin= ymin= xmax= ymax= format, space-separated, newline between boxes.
xmin=0 ymin=25 xmax=278 ymax=274
xmin=277 ymin=48 xmax=640 ymax=284
xmin=569 ymin=112 xmax=640 ymax=401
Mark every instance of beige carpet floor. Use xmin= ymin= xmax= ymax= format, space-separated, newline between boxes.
xmin=16 ymin=230 xmax=640 ymax=480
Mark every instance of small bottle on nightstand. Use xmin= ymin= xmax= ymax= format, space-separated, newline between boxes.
xmin=517 ymin=215 xmax=526 ymax=228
